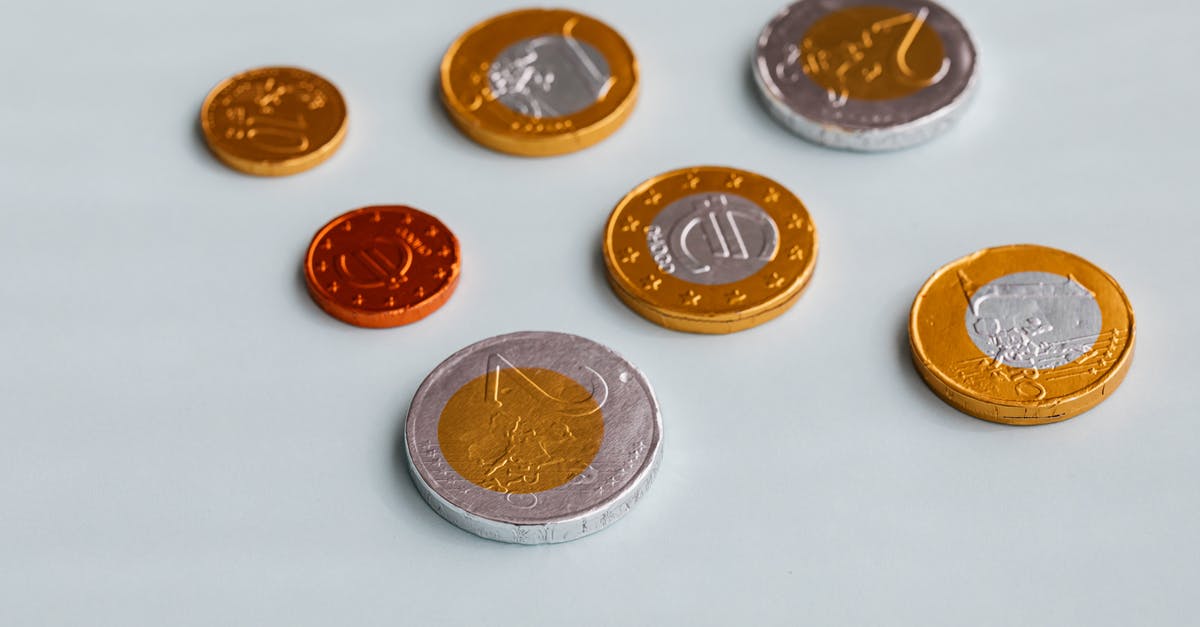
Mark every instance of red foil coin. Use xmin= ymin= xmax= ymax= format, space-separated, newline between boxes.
xmin=304 ymin=206 xmax=461 ymax=328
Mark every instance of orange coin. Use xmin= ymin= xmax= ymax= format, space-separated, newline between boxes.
xmin=304 ymin=206 xmax=461 ymax=328
xmin=200 ymin=66 xmax=347 ymax=176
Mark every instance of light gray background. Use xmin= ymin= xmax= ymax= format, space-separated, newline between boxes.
xmin=1 ymin=1 xmax=1196 ymax=625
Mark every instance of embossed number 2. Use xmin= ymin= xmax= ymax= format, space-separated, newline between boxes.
xmin=485 ymin=353 xmax=607 ymax=416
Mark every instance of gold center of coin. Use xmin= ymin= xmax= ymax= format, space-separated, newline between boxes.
xmin=438 ymin=366 xmax=604 ymax=494
xmin=800 ymin=6 xmax=947 ymax=102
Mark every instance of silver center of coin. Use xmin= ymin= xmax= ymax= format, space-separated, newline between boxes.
xmin=488 ymin=35 xmax=611 ymax=118
xmin=964 ymin=272 xmax=1102 ymax=370
xmin=647 ymin=193 xmax=779 ymax=286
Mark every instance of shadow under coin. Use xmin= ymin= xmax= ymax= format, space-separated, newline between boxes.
xmin=387 ymin=398 xmax=524 ymax=548
xmin=292 ymin=256 xmax=375 ymax=332
xmin=742 ymin=62 xmax=781 ymax=132
xmin=895 ymin=313 xmax=1007 ymax=432
xmin=591 ymin=247 xmax=662 ymax=330
xmin=425 ymin=69 xmax=481 ymax=153
xmin=188 ymin=108 xmax=227 ymax=173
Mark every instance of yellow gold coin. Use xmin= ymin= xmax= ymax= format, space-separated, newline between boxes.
xmin=438 ymin=367 xmax=604 ymax=495
xmin=440 ymin=8 xmax=638 ymax=157
xmin=909 ymin=245 xmax=1135 ymax=425
xmin=200 ymin=66 xmax=347 ymax=176
xmin=603 ymin=166 xmax=818 ymax=334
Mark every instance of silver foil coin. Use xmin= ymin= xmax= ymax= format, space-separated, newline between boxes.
xmin=753 ymin=0 xmax=978 ymax=151
xmin=404 ymin=331 xmax=662 ymax=544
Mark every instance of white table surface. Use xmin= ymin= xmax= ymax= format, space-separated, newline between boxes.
xmin=2 ymin=1 xmax=1197 ymax=625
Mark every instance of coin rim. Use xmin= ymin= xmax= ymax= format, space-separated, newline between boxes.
xmin=200 ymin=66 xmax=348 ymax=176
xmin=302 ymin=205 xmax=461 ymax=328
xmin=908 ymin=244 xmax=1136 ymax=425
xmin=605 ymin=262 xmax=813 ymax=334
xmin=439 ymin=8 xmax=639 ymax=157
xmin=752 ymin=63 xmax=978 ymax=152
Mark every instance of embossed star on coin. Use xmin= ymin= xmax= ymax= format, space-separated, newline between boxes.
xmin=753 ymin=0 xmax=977 ymax=151
xmin=603 ymin=166 xmax=818 ymax=334
xmin=909 ymin=244 xmax=1135 ymax=425
xmin=200 ymin=66 xmax=347 ymax=175
xmin=304 ymin=206 xmax=460 ymax=328
xmin=404 ymin=331 xmax=662 ymax=544
xmin=440 ymin=8 xmax=638 ymax=156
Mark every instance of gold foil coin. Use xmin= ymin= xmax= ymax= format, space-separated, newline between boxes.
xmin=909 ymin=245 xmax=1135 ymax=425
xmin=603 ymin=166 xmax=818 ymax=334
xmin=200 ymin=66 xmax=347 ymax=176
xmin=440 ymin=8 xmax=638 ymax=156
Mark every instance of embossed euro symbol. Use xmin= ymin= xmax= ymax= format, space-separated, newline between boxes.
xmin=670 ymin=194 xmax=778 ymax=276
xmin=337 ymin=237 xmax=413 ymax=289
xmin=485 ymin=353 xmax=607 ymax=415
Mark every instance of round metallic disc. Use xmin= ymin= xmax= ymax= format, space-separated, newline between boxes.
xmin=909 ymin=245 xmax=1135 ymax=425
xmin=603 ymin=166 xmax=818 ymax=334
xmin=303 ymin=206 xmax=461 ymax=328
xmin=200 ymin=66 xmax=347 ymax=176
xmin=405 ymin=332 xmax=662 ymax=544
xmin=753 ymin=0 xmax=977 ymax=151
xmin=440 ymin=8 xmax=638 ymax=157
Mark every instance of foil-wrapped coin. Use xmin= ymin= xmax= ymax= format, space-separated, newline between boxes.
xmin=603 ymin=166 xmax=818 ymax=334
xmin=753 ymin=0 xmax=977 ymax=151
xmin=909 ymin=245 xmax=1135 ymax=425
xmin=200 ymin=66 xmax=347 ymax=175
xmin=405 ymin=332 xmax=662 ymax=544
xmin=304 ymin=206 xmax=460 ymax=328
xmin=440 ymin=8 xmax=638 ymax=156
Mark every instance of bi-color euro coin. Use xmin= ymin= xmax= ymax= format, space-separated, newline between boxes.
xmin=753 ymin=0 xmax=977 ymax=151
xmin=440 ymin=8 xmax=638 ymax=156
xmin=603 ymin=166 xmax=818 ymax=334
xmin=304 ymin=206 xmax=460 ymax=328
xmin=201 ymin=66 xmax=347 ymax=175
xmin=909 ymin=245 xmax=1135 ymax=425
xmin=405 ymin=332 xmax=662 ymax=543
